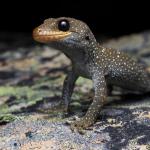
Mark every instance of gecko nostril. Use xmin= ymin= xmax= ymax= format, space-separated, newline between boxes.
xmin=38 ymin=29 xmax=42 ymax=33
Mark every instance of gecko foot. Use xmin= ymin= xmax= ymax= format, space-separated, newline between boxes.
xmin=70 ymin=117 xmax=95 ymax=134
xmin=58 ymin=100 xmax=69 ymax=113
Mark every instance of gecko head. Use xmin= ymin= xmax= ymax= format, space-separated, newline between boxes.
xmin=33 ymin=17 xmax=97 ymax=51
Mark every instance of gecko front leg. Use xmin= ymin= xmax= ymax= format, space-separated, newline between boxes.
xmin=71 ymin=71 xmax=107 ymax=132
xmin=61 ymin=69 xmax=79 ymax=112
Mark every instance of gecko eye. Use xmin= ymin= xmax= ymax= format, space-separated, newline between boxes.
xmin=58 ymin=20 xmax=70 ymax=31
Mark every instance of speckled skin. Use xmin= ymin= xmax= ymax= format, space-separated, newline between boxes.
xmin=33 ymin=17 xmax=150 ymax=131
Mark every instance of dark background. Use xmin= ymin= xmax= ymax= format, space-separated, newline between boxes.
xmin=0 ymin=1 xmax=150 ymax=37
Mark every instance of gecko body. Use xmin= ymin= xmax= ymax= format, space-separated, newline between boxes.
xmin=33 ymin=17 xmax=150 ymax=131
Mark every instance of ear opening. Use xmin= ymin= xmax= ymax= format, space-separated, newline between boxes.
xmin=85 ymin=35 xmax=90 ymax=41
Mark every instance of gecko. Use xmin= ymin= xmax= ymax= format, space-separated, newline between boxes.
xmin=33 ymin=17 xmax=150 ymax=132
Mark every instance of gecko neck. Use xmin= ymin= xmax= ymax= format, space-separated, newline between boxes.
xmin=62 ymin=41 xmax=100 ymax=65
xmin=48 ymin=40 xmax=100 ymax=63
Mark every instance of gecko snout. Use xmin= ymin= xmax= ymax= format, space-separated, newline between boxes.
xmin=33 ymin=26 xmax=72 ymax=43
xmin=32 ymin=27 xmax=44 ymax=42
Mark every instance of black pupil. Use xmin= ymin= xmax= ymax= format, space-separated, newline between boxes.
xmin=58 ymin=20 xmax=70 ymax=31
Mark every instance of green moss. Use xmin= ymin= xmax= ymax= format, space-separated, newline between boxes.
xmin=0 ymin=104 xmax=9 ymax=114
xmin=76 ymin=77 xmax=92 ymax=86
xmin=0 ymin=114 xmax=16 ymax=124
xmin=0 ymin=78 xmax=64 ymax=115
xmin=0 ymin=74 xmax=92 ymax=123
xmin=0 ymin=86 xmax=31 ymax=97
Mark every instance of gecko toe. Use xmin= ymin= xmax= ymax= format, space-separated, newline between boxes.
xmin=70 ymin=117 xmax=94 ymax=134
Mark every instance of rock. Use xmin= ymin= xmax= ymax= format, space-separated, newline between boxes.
xmin=0 ymin=31 xmax=150 ymax=149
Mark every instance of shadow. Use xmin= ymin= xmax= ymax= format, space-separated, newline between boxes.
xmin=5 ymin=96 xmax=18 ymax=107
xmin=0 ymin=71 xmax=16 ymax=79
xmin=13 ymin=96 xmax=62 ymax=114
xmin=0 ymin=70 xmax=35 ymax=86
xmin=39 ymin=52 xmax=61 ymax=63
xmin=46 ymin=65 xmax=69 ymax=74
xmin=108 ymin=92 xmax=150 ymax=106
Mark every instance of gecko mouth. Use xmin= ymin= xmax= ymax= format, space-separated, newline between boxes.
xmin=33 ymin=28 xmax=72 ymax=43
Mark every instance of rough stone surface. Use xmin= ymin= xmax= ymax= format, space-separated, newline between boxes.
xmin=0 ymin=31 xmax=150 ymax=150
